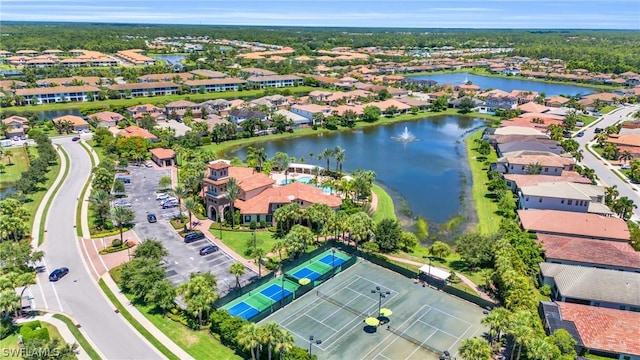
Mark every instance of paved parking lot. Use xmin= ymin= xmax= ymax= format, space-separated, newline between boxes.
xmin=123 ymin=165 xmax=256 ymax=294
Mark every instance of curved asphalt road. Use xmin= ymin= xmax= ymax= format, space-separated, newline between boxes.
xmin=576 ymin=104 xmax=640 ymax=219
xmin=36 ymin=137 xmax=161 ymax=359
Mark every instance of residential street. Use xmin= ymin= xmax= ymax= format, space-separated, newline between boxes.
xmin=575 ymin=104 xmax=640 ymax=219
xmin=31 ymin=137 xmax=161 ymax=359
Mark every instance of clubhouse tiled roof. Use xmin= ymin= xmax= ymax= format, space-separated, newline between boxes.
xmin=517 ymin=209 xmax=630 ymax=241
xmin=52 ymin=115 xmax=88 ymax=126
xmin=538 ymin=233 xmax=640 ymax=270
xmin=149 ymin=148 xmax=175 ymax=160
xmin=556 ymin=302 xmax=640 ymax=356
xmin=235 ymin=182 xmax=341 ymax=215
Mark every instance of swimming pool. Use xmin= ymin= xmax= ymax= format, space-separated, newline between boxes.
xmin=280 ymin=176 xmax=333 ymax=194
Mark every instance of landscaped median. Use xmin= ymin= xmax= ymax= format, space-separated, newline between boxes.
xmin=37 ymin=146 xmax=70 ymax=245
xmin=51 ymin=314 xmax=102 ymax=360
xmin=372 ymin=183 xmax=395 ymax=222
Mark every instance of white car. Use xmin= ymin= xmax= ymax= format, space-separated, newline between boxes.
xmin=156 ymin=193 xmax=170 ymax=201
xmin=160 ymin=197 xmax=177 ymax=205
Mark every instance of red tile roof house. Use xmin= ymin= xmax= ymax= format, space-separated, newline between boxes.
xmin=517 ymin=209 xmax=630 ymax=241
xmin=540 ymin=301 xmax=640 ymax=359
xmin=88 ymin=111 xmax=124 ymax=128
xmin=127 ymin=104 xmax=164 ymax=119
xmin=201 ymin=160 xmax=341 ymax=225
xmin=52 ymin=115 xmax=89 ymax=132
xmin=164 ymin=100 xmax=201 ymax=120
xmin=2 ymin=115 xmax=30 ymax=138
xmin=118 ymin=126 xmax=158 ymax=141
xmin=149 ymin=148 xmax=176 ymax=167
xmin=537 ymin=233 xmax=640 ymax=272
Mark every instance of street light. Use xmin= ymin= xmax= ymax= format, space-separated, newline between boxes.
xmin=279 ymin=266 xmax=285 ymax=308
xmin=371 ymin=286 xmax=390 ymax=317
xmin=308 ymin=335 xmax=322 ymax=355
xmin=331 ymin=249 xmax=336 ymax=278
xmin=422 ymin=255 xmax=434 ymax=287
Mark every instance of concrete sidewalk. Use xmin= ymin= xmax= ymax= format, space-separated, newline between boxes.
xmin=17 ymin=313 xmax=92 ymax=360
xmin=100 ymin=274 xmax=194 ymax=360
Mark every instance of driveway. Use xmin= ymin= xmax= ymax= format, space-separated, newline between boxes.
xmin=125 ymin=166 xmax=256 ymax=293
xmin=576 ymin=104 xmax=640 ymax=219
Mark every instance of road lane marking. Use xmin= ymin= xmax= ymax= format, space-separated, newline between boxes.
xmin=41 ymin=258 xmax=64 ymax=312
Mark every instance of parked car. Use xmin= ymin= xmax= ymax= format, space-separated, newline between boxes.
xmin=115 ymin=177 xmax=131 ymax=184
xmin=160 ymin=197 xmax=177 ymax=205
xmin=594 ymin=128 xmax=604 ymax=133
xmin=144 ymin=162 xmax=153 ymax=168
xmin=20 ymin=135 xmax=26 ymax=140
xmin=199 ymin=245 xmax=219 ymax=255
xmin=147 ymin=213 xmax=157 ymax=223
xmin=621 ymin=164 xmax=632 ymax=169
xmin=49 ymin=267 xmax=69 ymax=282
xmin=162 ymin=201 xmax=178 ymax=209
xmin=184 ymin=231 xmax=205 ymax=243
xmin=156 ymin=193 xmax=170 ymax=201
xmin=576 ymin=131 xmax=584 ymax=137
xmin=113 ymin=200 xmax=132 ymax=208
xmin=12 ymin=136 xmax=19 ymax=141
xmin=72 ymin=136 xmax=81 ymax=142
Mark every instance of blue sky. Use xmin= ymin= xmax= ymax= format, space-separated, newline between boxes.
xmin=1 ymin=0 xmax=639 ymax=29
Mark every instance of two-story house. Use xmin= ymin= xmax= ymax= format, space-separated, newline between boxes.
xmin=518 ymin=181 xmax=610 ymax=215
xmin=88 ymin=111 xmax=124 ymax=128
xmin=290 ymin=104 xmax=332 ymax=125
xmin=2 ymin=115 xmax=29 ymax=138
xmin=165 ymin=100 xmax=201 ymax=120
xmin=127 ymin=104 xmax=165 ymax=119
xmin=494 ymin=153 xmax=575 ymax=175
xmin=228 ymin=109 xmax=268 ymax=124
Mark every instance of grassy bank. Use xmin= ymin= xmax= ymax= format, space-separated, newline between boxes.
xmin=98 ymin=279 xmax=180 ymax=360
xmin=39 ymin=147 xmax=70 ymax=245
xmin=75 ymin=143 xmax=94 ymax=236
xmin=4 ymin=86 xmax=317 ymax=114
xmin=372 ymin=183 xmax=395 ymax=223
xmin=210 ymin=227 xmax=278 ymax=259
xmin=0 ymin=146 xmax=30 ymax=187
xmin=465 ymin=129 xmax=500 ymax=234
xmin=52 ymin=314 xmax=101 ymax=360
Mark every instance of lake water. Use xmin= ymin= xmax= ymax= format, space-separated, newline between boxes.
xmin=152 ymin=54 xmax=186 ymax=64
xmin=226 ymin=115 xmax=484 ymax=224
xmin=36 ymin=109 xmax=83 ymax=121
xmin=409 ymin=72 xmax=595 ymax=97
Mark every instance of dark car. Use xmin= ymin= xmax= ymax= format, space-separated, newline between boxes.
xmin=576 ymin=131 xmax=584 ymax=137
xmin=147 ymin=213 xmax=157 ymax=223
xmin=115 ymin=177 xmax=131 ymax=184
xmin=199 ymin=245 xmax=219 ymax=255
xmin=594 ymin=128 xmax=604 ymax=133
xmin=184 ymin=231 xmax=205 ymax=243
xmin=72 ymin=136 xmax=81 ymax=142
xmin=49 ymin=267 xmax=69 ymax=282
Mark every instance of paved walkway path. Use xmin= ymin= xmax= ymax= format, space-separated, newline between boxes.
xmin=16 ymin=313 xmax=92 ymax=360
xmin=383 ymin=255 xmax=495 ymax=303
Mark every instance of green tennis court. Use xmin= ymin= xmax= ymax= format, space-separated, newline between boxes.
xmin=287 ymin=249 xmax=352 ymax=281
xmin=221 ymin=276 xmax=301 ymax=320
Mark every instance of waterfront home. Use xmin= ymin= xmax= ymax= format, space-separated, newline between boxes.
xmin=290 ymin=104 xmax=332 ymax=124
xmin=228 ymin=109 xmax=267 ymax=124
xmin=190 ymin=69 xmax=229 ymax=79
xmin=274 ymin=109 xmax=311 ymax=128
xmin=239 ymin=68 xmax=278 ymax=77
xmin=246 ymin=75 xmax=303 ymax=88
xmin=250 ymin=95 xmax=289 ymax=111
xmin=36 ymin=76 xmax=102 ymax=87
xmin=448 ymin=96 xmax=483 ymax=109
xmin=545 ymin=95 xmax=570 ymax=108
xmin=371 ymin=99 xmax=411 ymax=114
xmin=165 ymin=100 xmax=201 ymax=120
xmin=494 ymin=153 xmax=575 ymax=175
xmin=537 ymin=233 xmax=640 ymax=272
xmin=52 ymin=115 xmax=89 ymax=132
xmin=184 ymin=78 xmax=246 ymax=93
xmin=539 ymin=263 xmax=640 ymax=311
xmin=503 ymin=172 xmax=592 ymax=192
xmin=518 ymin=182 xmax=610 ymax=215
xmin=483 ymin=95 xmax=518 ymax=111
xmin=138 ymin=72 xmax=193 ymax=83
xmin=497 ymin=141 xmax=563 ymax=157
xmin=0 ymin=50 xmax=11 ymax=58
xmin=517 ymin=102 xmax=550 ymax=114
xmin=127 ymin=104 xmax=164 ymax=119
xmin=493 ymin=126 xmax=547 ymax=137
xmin=578 ymin=92 xmax=621 ymax=110
xmin=149 ymin=148 xmax=176 ymax=167
xmin=540 ymin=302 xmax=640 ymax=360
xmin=499 ymin=116 xmax=563 ymax=130
xmin=118 ymin=125 xmax=158 ymax=141
xmin=115 ymin=49 xmax=156 ymax=65
xmin=88 ymin=111 xmax=125 ymax=128
xmin=108 ymin=82 xmax=179 ymax=98
xmin=2 ymin=115 xmax=29 ymax=138
xmin=194 ymin=115 xmax=229 ymax=132
xmin=0 ymin=80 xmax=27 ymax=91
xmin=15 ymin=85 xmax=99 ymax=105
xmin=200 ymin=99 xmax=233 ymax=115
xmin=517 ymin=209 xmax=630 ymax=241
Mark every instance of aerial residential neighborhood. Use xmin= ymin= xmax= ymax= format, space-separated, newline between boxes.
xmin=0 ymin=5 xmax=639 ymax=360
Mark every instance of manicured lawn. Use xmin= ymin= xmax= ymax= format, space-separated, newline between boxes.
xmin=0 ymin=146 xmax=30 ymax=187
xmin=52 ymin=314 xmax=101 ymax=360
xmin=579 ymin=115 xmax=597 ymax=127
xmin=211 ymin=227 xmax=278 ymax=259
xmin=0 ymin=321 xmax=65 ymax=360
xmin=39 ymin=147 xmax=69 ymax=244
xmin=372 ymin=184 xmax=395 ymax=223
xmin=6 ymin=86 xmax=317 ymax=113
xmin=132 ymin=302 xmax=241 ymax=360
xmin=466 ymin=129 xmax=500 ymax=234
xmin=600 ymin=105 xmax=617 ymax=114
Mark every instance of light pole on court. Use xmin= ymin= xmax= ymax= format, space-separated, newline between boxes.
xmin=371 ymin=286 xmax=390 ymax=318
xmin=309 ymin=335 xmax=322 ymax=355
xmin=331 ymin=249 xmax=336 ymax=278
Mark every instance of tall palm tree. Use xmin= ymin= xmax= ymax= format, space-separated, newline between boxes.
xmin=254 ymin=248 xmax=265 ymax=277
xmin=612 ymin=196 xmax=637 ymax=220
xmin=271 ymin=241 xmax=286 ymax=261
xmin=237 ymin=323 xmax=262 ymax=360
xmin=225 ymin=177 xmax=239 ymax=228
xmin=458 ymin=337 xmax=492 ymax=360
xmin=171 ymin=185 xmax=189 ymax=212
xmin=89 ymin=189 xmax=111 ymax=229
xmin=507 ymin=310 xmax=535 ymax=360
xmin=229 ymin=262 xmax=245 ymax=289
xmin=571 ymin=149 xmax=584 ymax=163
xmin=605 ymin=185 xmax=619 ymax=206
xmin=274 ymin=327 xmax=294 ymax=359
xmin=481 ymin=307 xmax=510 ymax=347
xmin=259 ymin=323 xmax=284 ymax=360
xmin=183 ymin=197 xmax=198 ymax=230
xmin=177 ymin=272 xmax=218 ymax=326
xmin=619 ymin=150 xmax=634 ymax=163
xmin=110 ymin=206 xmax=135 ymax=245
xmin=334 ymin=146 xmax=346 ymax=174
xmin=319 ymin=148 xmax=333 ymax=171
xmin=3 ymin=149 xmax=13 ymax=165
xmin=346 ymin=212 xmax=374 ymax=251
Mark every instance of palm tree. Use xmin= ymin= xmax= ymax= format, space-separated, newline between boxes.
xmin=334 ymin=146 xmax=346 ymax=174
xmin=319 ymin=148 xmax=333 ymax=171
xmin=111 ymin=206 xmax=135 ymax=245
xmin=571 ymin=149 xmax=584 ymax=162
xmin=254 ymin=248 xmax=265 ymax=277
xmin=605 ymin=185 xmax=619 ymax=206
xmin=171 ymin=185 xmax=189 ymax=212
xmin=3 ymin=149 xmax=12 ymax=165
xmin=0 ymin=289 xmax=20 ymax=319
xmin=183 ymin=197 xmax=198 ymax=230
xmin=507 ymin=310 xmax=535 ymax=360
xmin=619 ymin=150 xmax=634 ymax=163
xmin=229 ymin=262 xmax=246 ymax=289
xmin=225 ymin=177 xmax=239 ymax=228
xmin=274 ymin=327 xmax=295 ymax=359
xmin=158 ymin=176 xmax=172 ymax=189
xmin=260 ymin=322 xmax=286 ymax=360
xmin=248 ymin=147 xmax=267 ymax=172
xmin=271 ymin=241 xmax=286 ymax=261
xmin=346 ymin=212 xmax=374 ymax=251
xmin=525 ymin=162 xmax=542 ymax=175
xmin=237 ymin=323 xmax=262 ymax=360
xmin=177 ymin=272 xmax=218 ymax=326
xmin=89 ymin=189 xmax=111 ymax=229
xmin=612 ymin=196 xmax=637 ymax=220
xmin=458 ymin=337 xmax=492 ymax=360
xmin=481 ymin=307 xmax=510 ymax=347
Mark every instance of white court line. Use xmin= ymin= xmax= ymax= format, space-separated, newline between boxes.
xmin=319 ymin=292 xmax=367 ymax=322
xmin=449 ymin=323 xmax=475 ymax=351
xmin=416 ymin=319 xmax=460 ymax=339
xmin=358 ymin=304 xmax=432 ymax=360
xmin=405 ymin=327 xmax=438 ymax=360
xmin=378 ymin=354 xmax=394 ymax=360
xmin=303 ymin=314 xmax=339 ymax=332
xmin=424 ymin=305 xmax=473 ymax=326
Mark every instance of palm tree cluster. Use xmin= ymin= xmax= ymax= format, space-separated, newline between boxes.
xmin=604 ymin=185 xmax=637 ymax=220
xmin=237 ymin=322 xmax=295 ymax=360
xmin=317 ymin=146 xmax=347 ymax=175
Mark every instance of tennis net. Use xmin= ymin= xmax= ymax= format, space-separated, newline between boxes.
xmin=386 ymin=325 xmax=440 ymax=355
xmin=316 ymin=291 xmax=368 ymax=318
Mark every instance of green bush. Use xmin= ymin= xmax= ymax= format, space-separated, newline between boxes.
xmin=265 ymin=258 xmax=280 ymax=271
xmin=19 ymin=321 xmax=50 ymax=343
xmin=249 ymin=220 xmax=257 ymax=230
xmin=0 ymin=318 xmax=16 ymax=340
xmin=112 ymin=239 xmax=122 ymax=247
xmin=540 ymin=284 xmax=552 ymax=297
xmin=259 ymin=220 xmax=267 ymax=229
